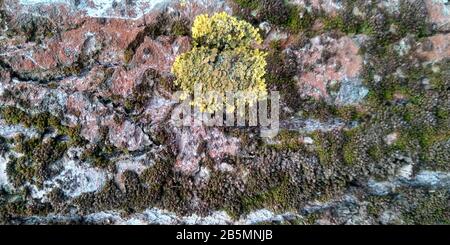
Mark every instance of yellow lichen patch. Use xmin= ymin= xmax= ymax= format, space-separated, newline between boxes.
xmin=172 ymin=12 xmax=267 ymax=113
xmin=191 ymin=12 xmax=263 ymax=49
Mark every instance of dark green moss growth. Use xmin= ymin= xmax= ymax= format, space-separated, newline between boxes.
xmin=13 ymin=137 xmax=41 ymax=157
xmin=265 ymin=41 xmax=300 ymax=113
xmin=366 ymin=195 xmax=391 ymax=219
xmin=259 ymin=0 xmax=289 ymax=26
xmin=367 ymin=144 xmax=383 ymax=162
xmin=31 ymin=112 xmax=52 ymax=131
xmin=397 ymin=0 xmax=430 ymax=38
xmin=31 ymin=138 xmax=67 ymax=165
xmin=123 ymin=49 xmax=135 ymax=64
xmin=57 ymin=124 xmax=85 ymax=146
xmin=74 ymin=169 xmax=164 ymax=216
xmin=233 ymin=0 xmax=260 ymax=10
xmin=232 ymin=0 xmax=313 ymax=33
xmin=402 ymin=190 xmax=450 ymax=225
xmin=265 ymin=41 xmax=297 ymax=83
xmin=341 ymin=128 xmax=362 ymax=165
xmin=75 ymin=151 xmax=195 ymax=216
xmin=0 ymin=106 xmax=85 ymax=146
xmin=81 ymin=143 xmax=118 ymax=169
xmin=0 ymin=194 xmax=54 ymax=224
xmin=389 ymin=132 xmax=408 ymax=152
xmin=0 ymin=106 xmax=31 ymax=126
xmin=311 ymin=130 xmax=344 ymax=166
xmin=268 ymin=130 xmax=303 ymax=151
xmin=47 ymin=188 xmax=66 ymax=205
xmin=334 ymin=106 xmax=369 ymax=122
xmin=0 ymin=199 xmax=28 ymax=224
xmin=285 ymin=5 xmax=313 ymax=33
xmin=6 ymin=156 xmax=35 ymax=187
xmin=436 ymin=106 xmax=449 ymax=122
xmin=342 ymin=143 xmax=357 ymax=166
xmin=61 ymin=63 xmax=82 ymax=76
xmin=196 ymin=170 xmax=243 ymax=218
xmin=321 ymin=7 xmax=376 ymax=36
xmin=241 ymin=175 xmax=293 ymax=213
xmin=300 ymin=99 xmax=345 ymax=121
xmin=7 ymin=137 xmax=67 ymax=187
xmin=170 ymin=19 xmax=191 ymax=36
xmin=140 ymin=156 xmax=172 ymax=194
xmin=158 ymin=172 xmax=195 ymax=215
xmin=0 ymin=135 xmax=8 ymax=154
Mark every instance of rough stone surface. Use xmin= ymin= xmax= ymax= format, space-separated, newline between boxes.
xmin=0 ymin=0 xmax=449 ymax=225
xmin=292 ymin=34 xmax=367 ymax=104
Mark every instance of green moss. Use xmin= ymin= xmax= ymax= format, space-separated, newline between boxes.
xmin=47 ymin=188 xmax=66 ymax=204
xmin=81 ymin=144 xmax=115 ymax=169
xmin=389 ymin=123 xmax=450 ymax=162
xmin=0 ymin=199 xmax=28 ymax=224
xmin=268 ymin=130 xmax=303 ymax=151
xmin=197 ymin=171 xmax=242 ymax=218
xmin=402 ymin=107 xmax=414 ymax=123
xmin=6 ymin=156 xmax=35 ymax=187
xmin=402 ymin=191 xmax=450 ymax=225
xmin=0 ymin=135 xmax=8 ymax=154
xmin=14 ymin=137 xmax=41 ymax=156
xmin=397 ymin=0 xmax=429 ymax=38
xmin=241 ymin=175 xmax=293 ymax=213
xmin=0 ymin=106 xmax=85 ymax=146
xmin=367 ymin=145 xmax=383 ymax=161
xmin=341 ymin=128 xmax=361 ymax=165
xmin=320 ymin=11 xmax=374 ymax=35
xmin=313 ymin=135 xmax=331 ymax=166
xmin=402 ymin=124 xmax=449 ymax=151
xmin=159 ymin=174 xmax=194 ymax=215
xmin=265 ymin=41 xmax=300 ymax=112
xmin=233 ymin=0 xmax=313 ymax=33
xmin=59 ymin=124 xmax=85 ymax=146
xmin=300 ymin=99 xmax=339 ymax=121
xmin=334 ymin=106 xmax=368 ymax=122
xmin=342 ymin=143 xmax=357 ymax=165
xmin=258 ymin=0 xmax=289 ymax=26
xmin=74 ymin=169 xmax=164 ymax=216
xmin=366 ymin=195 xmax=391 ymax=219
xmin=32 ymin=138 xmax=67 ymax=164
xmin=233 ymin=0 xmax=260 ymax=10
xmin=75 ymin=150 xmax=190 ymax=216
xmin=322 ymin=15 xmax=346 ymax=32
xmin=7 ymin=137 xmax=67 ymax=187
xmin=283 ymin=5 xmax=313 ymax=33
xmin=311 ymin=131 xmax=343 ymax=166
xmin=170 ymin=19 xmax=190 ymax=36
xmin=0 ymin=106 xmax=31 ymax=126
xmin=240 ymin=162 xmax=310 ymax=216
xmin=31 ymin=112 xmax=52 ymax=131
xmin=310 ymin=128 xmax=363 ymax=166
xmin=389 ymin=131 xmax=408 ymax=152
xmin=436 ymin=107 xmax=449 ymax=121
xmin=140 ymin=155 xmax=173 ymax=193
xmin=415 ymin=126 xmax=435 ymax=149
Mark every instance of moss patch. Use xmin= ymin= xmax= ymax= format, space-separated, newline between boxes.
xmin=0 ymin=106 xmax=85 ymax=146
xmin=7 ymin=137 xmax=67 ymax=187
